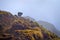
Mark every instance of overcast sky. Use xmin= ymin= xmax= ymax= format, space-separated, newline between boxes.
xmin=0 ymin=0 xmax=60 ymax=30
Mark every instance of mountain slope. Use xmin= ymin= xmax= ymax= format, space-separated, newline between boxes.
xmin=0 ymin=10 xmax=60 ymax=40
xmin=37 ymin=20 xmax=60 ymax=37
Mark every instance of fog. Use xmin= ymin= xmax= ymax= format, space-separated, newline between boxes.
xmin=0 ymin=0 xmax=60 ymax=30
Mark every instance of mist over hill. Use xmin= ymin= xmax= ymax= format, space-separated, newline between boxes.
xmin=23 ymin=16 xmax=60 ymax=37
xmin=37 ymin=20 xmax=60 ymax=37
xmin=0 ymin=10 xmax=60 ymax=40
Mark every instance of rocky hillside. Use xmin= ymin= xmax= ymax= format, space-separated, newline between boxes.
xmin=0 ymin=10 xmax=60 ymax=40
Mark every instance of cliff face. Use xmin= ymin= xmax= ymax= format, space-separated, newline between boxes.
xmin=0 ymin=10 xmax=60 ymax=40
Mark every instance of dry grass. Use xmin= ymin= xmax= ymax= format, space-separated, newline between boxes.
xmin=15 ymin=29 xmax=43 ymax=40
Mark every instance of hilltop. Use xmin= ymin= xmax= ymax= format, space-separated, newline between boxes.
xmin=0 ymin=10 xmax=60 ymax=40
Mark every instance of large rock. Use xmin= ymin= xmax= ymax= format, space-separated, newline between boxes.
xmin=18 ymin=12 xmax=23 ymax=16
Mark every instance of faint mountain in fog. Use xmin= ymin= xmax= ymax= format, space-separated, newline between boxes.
xmin=37 ymin=20 xmax=60 ymax=37
xmin=21 ymin=16 xmax=60 ymax=37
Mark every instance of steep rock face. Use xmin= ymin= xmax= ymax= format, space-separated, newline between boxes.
xmin=0 ymin=10 xmax=60 ymax=40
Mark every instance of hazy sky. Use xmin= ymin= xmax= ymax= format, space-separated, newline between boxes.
xmin=0 ymin=0 xmax=60 ymax=30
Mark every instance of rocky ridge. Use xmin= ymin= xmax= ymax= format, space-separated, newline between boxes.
xmin=0 ymin=10 xmax=60 ymax=40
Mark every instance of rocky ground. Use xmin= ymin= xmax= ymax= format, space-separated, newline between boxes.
xmin=0 ymin=10 xmax=60 ymax=40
